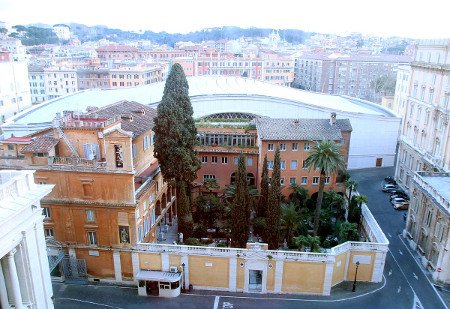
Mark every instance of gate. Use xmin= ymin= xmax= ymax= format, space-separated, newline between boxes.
xmin=61 ymin=257 xmax=87 ymax=280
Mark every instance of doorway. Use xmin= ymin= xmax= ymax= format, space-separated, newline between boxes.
xmin=248 ymin=270 xmax=262 ymax=292
xmin=146 ymin=281 xmax=159 ymax=296
xmin=376 ymin=158 xmax=383 ymax=167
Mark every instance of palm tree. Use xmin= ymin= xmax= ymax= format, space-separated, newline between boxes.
xmin=344 ymin=179 xmax=358 ymax=221
xmin=280 ymin=203 xmax=300 ymax=246
xmin=353 ymin=195 xmax=368 ymax=230
xmin=289 ymin=184 xmax=309 ymax=208
xmin=305 ymin=140 xmax=346 ymax=236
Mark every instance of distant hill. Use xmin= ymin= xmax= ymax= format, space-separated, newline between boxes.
xmin=68 ymin=24 xmax=311 ymax=46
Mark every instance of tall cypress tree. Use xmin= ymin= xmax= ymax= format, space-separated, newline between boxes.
xmin=266 ymin=147 xmax=282 ymax=249
xmin=231 ymin=154 xmax=249 ymax=248
xmin=153 ymin=63 xmax=200 ymax=238
xmin=258 ymin=155 xmax=269 ymax=218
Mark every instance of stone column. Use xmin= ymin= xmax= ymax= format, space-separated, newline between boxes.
xmin=0 ymin=261 xmax=10 ymax=309
xmin=6 ymin=249 xmax=24 ymax=309
xmin=131 ymin=252 xmax=140 ymax=282
xmin=161 ymin=253 xmax=169 ymax=272
xmin=229 ymin=257 xmax=237 ymax=292
xmin=322 ymin=261 xmax=335 ymax=296
xmin=113 ymin=251 xmax=122 ymax=283
xmin=274 ymin=260 xmax=284 ymax=293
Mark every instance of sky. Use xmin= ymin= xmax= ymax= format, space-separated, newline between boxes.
xmin=1 ymin=0 xmax=449 ymax=39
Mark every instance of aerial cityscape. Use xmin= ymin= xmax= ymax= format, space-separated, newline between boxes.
xmin=0 ymin=2 xmax=449 ymax=309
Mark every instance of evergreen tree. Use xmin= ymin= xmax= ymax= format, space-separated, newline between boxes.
xmin=177 ymin=181 xmax=194 ymax=239
xmin=230 ymin=154 xmax=249 ymax=247
xmin=258 ymin=155 xmax=269 ymax=218
xmin=266 ymin=147 xmax=282 ymax=249
xmin=153 ymin=63 xmax=200 ymax=238
xmin=305 ymin=140 xmax=346 ymax=236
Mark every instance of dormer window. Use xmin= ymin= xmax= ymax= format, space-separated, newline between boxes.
xmin=114 ymin=145 xmax=124 ymax=168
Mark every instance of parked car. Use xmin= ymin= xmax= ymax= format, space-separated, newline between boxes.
xmin=390 ymin=193 xmax=409 ymax=200
xmin=384 ymin=176 xmax=397 ymax=185
xmin=391 ymin=197 xmax=408 ymax=205
xmin=394 ymin=202 xmax=409 ymax=210
xmin=382 ymin=184 xmax=398 ymax=192
xmin=389 ymin=189 xmax=406 ymax=195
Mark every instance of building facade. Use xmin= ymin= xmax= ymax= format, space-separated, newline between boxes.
xmin=0 ymin=170 xmax=54 ymax=308
xmin=295 ymin=53 xmax=411 ymax=102
xmin=0 ymin=101 xmax=175 ymax=284
xmin=395 ymin=40 xmax=450 ymax=192
xmin=404 ymin=172 xmax=450 ymax=284
xmin=0 ymin=60 xmax=32 ymax=123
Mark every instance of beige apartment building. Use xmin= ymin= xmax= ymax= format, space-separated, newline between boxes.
xmin=395 ymin=39 xmax=450 ymax=192
xmin=295 ymin=53 xmax=411 ymax=102
xmin=44 ymin=67 xmax=78 ymax=100
xmin=110 ymin=65 xmax=166 ymax=88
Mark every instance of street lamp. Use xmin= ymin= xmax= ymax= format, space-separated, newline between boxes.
xmin=181 ymin=262 xmax=186 ymax=292
xmin=352 ymin=261 xmax=360 ymax=292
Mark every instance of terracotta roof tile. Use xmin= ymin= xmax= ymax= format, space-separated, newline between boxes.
xmin=20 ymin=136 xmax=59 ymax=153
xmin=255 ymin=117 xmax=352 ymax=141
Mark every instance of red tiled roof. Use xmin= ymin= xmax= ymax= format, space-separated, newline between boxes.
xmin=2 ymin=137 xmax=32 ymax=143
xmin=21 ymin=136 xmax=59 ymax=153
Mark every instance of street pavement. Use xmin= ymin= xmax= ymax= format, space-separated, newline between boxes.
xmin=52 ymin=167 xmax=449 ymax=308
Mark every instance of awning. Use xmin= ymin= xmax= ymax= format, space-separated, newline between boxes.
xmin=135 ymin=270 xmax=181 ymax=283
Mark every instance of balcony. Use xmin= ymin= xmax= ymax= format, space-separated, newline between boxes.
xmin=48 ymin=156 xmax=107 ymax=169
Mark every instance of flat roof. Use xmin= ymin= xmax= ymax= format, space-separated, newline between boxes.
xmin=421 ymin=175 xmax=450 ymax=204
xmin=135 ymin=270 xmax=181 ymax=283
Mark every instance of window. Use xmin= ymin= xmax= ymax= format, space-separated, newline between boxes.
xmin=292 ymin=143 xmax=298 ymax=151
xmin=150 ymin=208 xmax=156 ymax=226
xmin=143 ymin=201 xmax=148 ymax=211
xmin=301 ymin=177 xmax=307 ymax=185
xmin=42 ymin=207 xmax=51 ymax=219
xmin=268 ymin=143 xmax=274 ymax=151
xmin=313 ymin=177 xmax=319 ymax=184
xmin=143 ymin=135 xmax=149 ymax=150
xmin=247 ymin=157 xmax=252 ymax=166
xmin=290 ymin=160 xmax=298 ymax=170
xmin=136 ymin=208 xmax=140 ymax=219
xmin=86 ymin=210 xmax=95 ymax=222
xmin=290 ymin=177 xmax=296 ymax=185
xmin=132 ymin=144 xmax=137 ymax=159
xmin=7 ymin=144 xmax=14 ymax=150
xmin=212 ymin=156 xmax=218 ymax=164
xmin=222 ymin=157 xmax=228 ymax=164
xmin=304 ymin=143 xmax=310 ymax=151
xmin=425 ymin=209 xmax=433 ymax=227
xmin=87 ymin=231 xmax=97 ymax=245
xmin=233 ymin=157 xmax=238 ymax=165
xmin=325 ymin=177 xmax=330 ymax=184
xmin=138 ymin=225 xmax=143 ymax=242
xmin=201 ymin=156 xmax=208 ymax=163
xmin=114 ymin=145 xmax=124 ymax=168
xmin=268 ymin=160 xmax=274 ymax=170
xmin=279 ymin=143 xmax=286 ymax=151
xmin=280 ymin=160 xmax=286 ymax=170
xmin=280 ymin=177 xmax=285 ymax=186
xmin=44 ymin=228 xmax=54 ymax=238
xmin=203 ymin=175 xmax=216 ymax=181
xmin=302 ymin=160 xmax=308 ymax=169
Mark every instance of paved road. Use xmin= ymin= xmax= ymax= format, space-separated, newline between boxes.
xmin=350 ymin=167 xmax=448 ymax=309
xmin=52 ymin=167 xmax=449 ymax=308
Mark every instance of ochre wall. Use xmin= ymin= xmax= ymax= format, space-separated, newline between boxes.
xmin=139 ymin=254 xmax=162 ymax=270
xmin=188 ymin=256 xmax=229 ymax=288
xmin=347 ymin=251 xmax=376 ymax=282
xmin=120 ymin=252 xmax=133 ymax=279
xmin=266 ymin=260 xmax=276 ymax=292
xmin=169 ymin=255 xmax=182 ymax=271
xmin=76 ymin=249 xmax=114 ymax=278
xmin=332 ymin=252 xmax=348 ymax=286
xmin=236 ymin=258 xmax=245 ymax=290
xmin=282 ymin=261 xmax=325 ymax=294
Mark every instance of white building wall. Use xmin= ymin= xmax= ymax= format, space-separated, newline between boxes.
xmin=0 ymin=170 xmax=54 ymax=309
xmin=0 ymin=61 xmax=32 ymax=122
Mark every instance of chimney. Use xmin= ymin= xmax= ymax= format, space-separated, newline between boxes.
xmin=330 ymin=112 xmax=337 ymax=126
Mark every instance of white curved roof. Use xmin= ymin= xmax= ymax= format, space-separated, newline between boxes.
xmin=4 ymin=76 xmax=396 ymax=131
